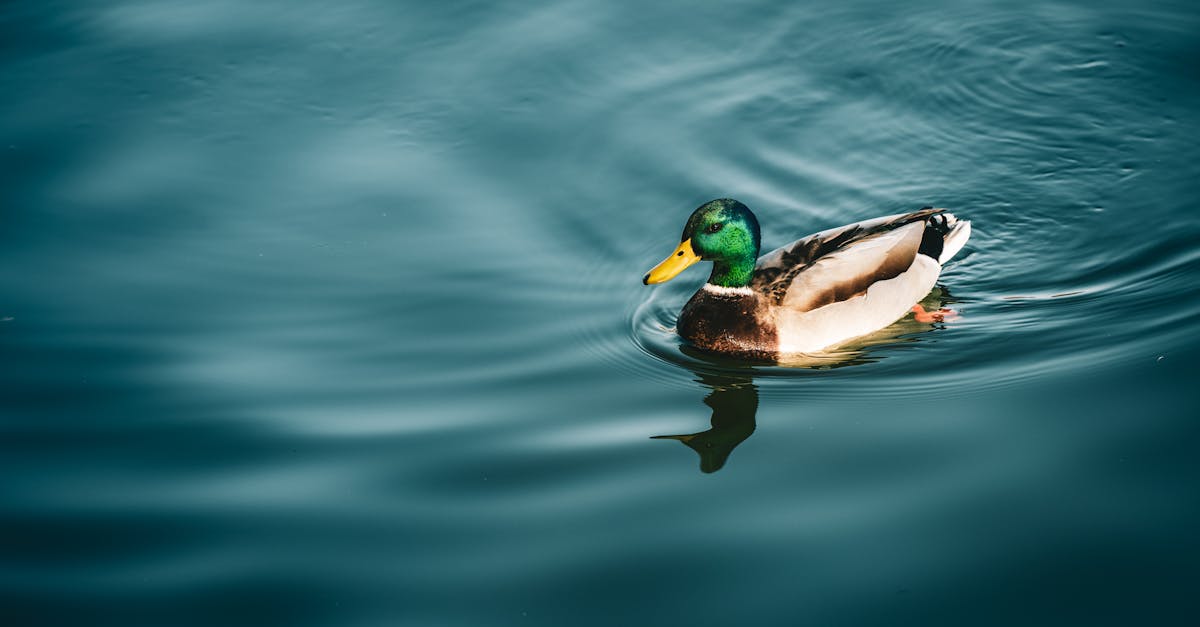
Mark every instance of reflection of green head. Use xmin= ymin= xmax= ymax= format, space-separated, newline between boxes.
xmin=652 ymin=374 xmax=758 ymax=473
xmin=682 ymin=199 xmax=762 ymax=288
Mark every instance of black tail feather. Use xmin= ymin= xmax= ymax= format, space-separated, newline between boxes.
xmin=918 ymin=214 xmax=949 ymax=260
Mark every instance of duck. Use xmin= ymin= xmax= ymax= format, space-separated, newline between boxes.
xmin=643 ymin=199 xmax=971 ymax=360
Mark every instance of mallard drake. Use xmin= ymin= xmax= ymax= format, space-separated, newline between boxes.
xmin=643 ymin=199 xmax=971 ymax=359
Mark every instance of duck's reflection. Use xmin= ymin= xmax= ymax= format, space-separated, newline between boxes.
xmin=653 ymin=287 xmax=956 ymax=473
xmin=652 ymin=373 xmax=758 ymax=474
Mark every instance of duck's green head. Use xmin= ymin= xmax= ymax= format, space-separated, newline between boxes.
xmin=643 ymin=199 xmax=761 ymax=288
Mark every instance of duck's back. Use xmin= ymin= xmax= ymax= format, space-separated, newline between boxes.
xmin=752 ymin=209 xmax=969 ymax=354
xmin=751 ymin=209 xmax=941 ymax=302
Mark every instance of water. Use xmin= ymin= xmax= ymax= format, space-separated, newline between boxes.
xmin=3 ymin=1 xmax=1199 ymax=625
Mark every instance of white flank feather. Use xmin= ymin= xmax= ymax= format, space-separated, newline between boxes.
xmin=774 ymin=255 xmax=941 ymax=354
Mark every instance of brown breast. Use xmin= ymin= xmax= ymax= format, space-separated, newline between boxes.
xmin=676 ymin=288 xmax=778 ymax=360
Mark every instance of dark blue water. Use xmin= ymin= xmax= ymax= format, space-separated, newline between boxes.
xmin=3 ymin=1 xmax=1199 ymax=625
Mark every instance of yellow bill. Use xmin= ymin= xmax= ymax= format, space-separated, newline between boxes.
xmin=643 ymin=238 xmax=701 ymax=284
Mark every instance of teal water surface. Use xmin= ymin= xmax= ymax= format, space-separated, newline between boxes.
xmin=3 ymin=1 xmax=1200 ymax=625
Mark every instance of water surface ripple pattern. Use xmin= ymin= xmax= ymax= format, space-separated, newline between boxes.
xmin=2 ymin=1 xmax=1199 ymax=626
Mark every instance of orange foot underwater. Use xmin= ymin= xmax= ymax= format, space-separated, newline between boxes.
xmin=911 ymin=304 xmax=958 ymax=323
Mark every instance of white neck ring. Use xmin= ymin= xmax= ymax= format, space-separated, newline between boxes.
xmin=703 ymin=283 xmax=754 ymax=297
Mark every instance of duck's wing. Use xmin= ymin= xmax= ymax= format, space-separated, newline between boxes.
xmin=751 ymin=209 xmax=942 ymax=311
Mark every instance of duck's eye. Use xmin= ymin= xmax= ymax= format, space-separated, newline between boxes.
xmin=706 ymin=222 xmax=724 ymax=234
